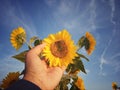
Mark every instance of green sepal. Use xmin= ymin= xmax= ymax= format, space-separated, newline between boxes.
xmin=12 ymin=50 xmax=28 ymax=63
xmin=77 ymin=36 xmax=91 ymax=52
xmin=34 ymin=39 xmax=42 ymax=46
xmin=29 ymin=36 xmax=38 ymax=44
xmin=77 ymin=36 xmax=85 ymax=50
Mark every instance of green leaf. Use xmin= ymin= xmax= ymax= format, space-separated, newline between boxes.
xmin=75 ymin=59 xmax=86 ymax=74
xmin=77 ymin=53 xmax=89 ymax=61
xmin=66 ymin=57 xmax=87 ymax=74
xmin=55 ymin=74 xmax=70 ymax=90
xmin=34 ymin=39 xmax=42 ymax=46
xmin=12 ymin=50 xmax=28 ymax=63
xmin=29 ymin=36 xmax=38 ymax=44
xmin=67 ymin=53 xmax=89 ymax=74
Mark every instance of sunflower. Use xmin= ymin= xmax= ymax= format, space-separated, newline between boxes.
xmin=112 ymin=82 xmax=118 ymax=90
xmin=10 ymin=27 xmax=26 ymax=50
xmin=75 ymin=77 xmax=85 ymax=90
xmin=0 ymin=72 xmax=20 ymax=89
xmin=42 ymin=29 xmax=77 ymax=67
xmin=85 ymin=32 xmax=96 ymax=55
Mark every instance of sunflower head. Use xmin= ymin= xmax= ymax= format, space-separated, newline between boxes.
xmin=112 ymin=82 xmax=118 ymax=90
xmin=75 ymin=77 xmax=85 ymax=90
xmin=10 ymin=27 xmax=26 ymax=50
xmin=42 ymin=29 xmax=77 ymax=67
xmin=0 ymin=72 xmax=20 ymax=89
xmin=85 ymin=32 xmax=96 ymax=55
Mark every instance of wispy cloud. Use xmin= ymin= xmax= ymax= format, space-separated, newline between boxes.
xmin=86 ymin=69 xmax=90 ymax=73
xmin=111 ymin=53 xmax=120 ymax=72
xmin=109 ymin=0 xmax=116 ymax=25
xmin=0 ymin=1 xmax=38 ymax=37
xmin=44 ymin=0 xmax=57 ymax=7
xmin=0 ymin=54 xmax=24 ymax=81
xmin=46 ymin=0 xmax=97 ymax=35
xmin=89 ymin=0 xmax=96 ymax=31
xmin=99 ymin=35 xmax=113 ymax=76
xmin=99 ymin=57 xmax=108 ymax=76
xmin=99 ymin=0 xmax=117 ymax=76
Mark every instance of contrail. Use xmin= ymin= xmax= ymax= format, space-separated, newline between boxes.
xmin=111 ymin=53 xmax=120 ymax=60
xmin=14 ymin=5 xmax=38 ymax=37
xmin=2 ymin=0 xmax=38 ymax=37
xmin=89 ymin=0 xmax=96 ymax=31
xmin=99 ymin=0 xmax=116 ymax=76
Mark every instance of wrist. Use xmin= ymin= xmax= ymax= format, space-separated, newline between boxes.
xmin=23 ymin=73 xmax=49 ymax=90
xmin=23 ymin=73 xmax=42 ymax=89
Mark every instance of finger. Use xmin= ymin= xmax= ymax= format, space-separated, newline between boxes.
xmin=29 ymin=43 xmax=46 ymax=55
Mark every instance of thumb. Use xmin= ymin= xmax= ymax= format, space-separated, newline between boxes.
xmin=28 ymin=43 xmax=46 ymax=55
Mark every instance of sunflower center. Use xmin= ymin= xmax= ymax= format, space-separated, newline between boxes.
xmin=16 ymin=33 xmax=26 ymax=44
xmin=84 ymin=38 xmax=90 ymax=50
xmin=50 ymin=40 xmax=68 ymax=58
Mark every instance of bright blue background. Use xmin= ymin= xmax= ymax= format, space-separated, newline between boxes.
xmin=0 ymin=0 xmax=120 ymax=90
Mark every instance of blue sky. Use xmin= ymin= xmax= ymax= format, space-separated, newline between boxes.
xmin=0 ymin=0 xmax=120 ymax=90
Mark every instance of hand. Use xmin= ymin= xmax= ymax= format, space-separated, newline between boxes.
xmin=23 ymin=44 xmax=65 ymax=90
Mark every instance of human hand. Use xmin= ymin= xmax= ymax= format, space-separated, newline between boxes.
xmin=23 ymin=44 xmax=65 ymax=90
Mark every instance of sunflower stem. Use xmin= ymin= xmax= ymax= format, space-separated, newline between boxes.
xmin=25 ymin=41 xmax=32 ymax=49
xmin=22 ymin=37 xmax=32 ymax=49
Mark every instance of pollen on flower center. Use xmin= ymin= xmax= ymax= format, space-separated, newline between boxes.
xmin=50 ymin=40 xmax=68 ymax=58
